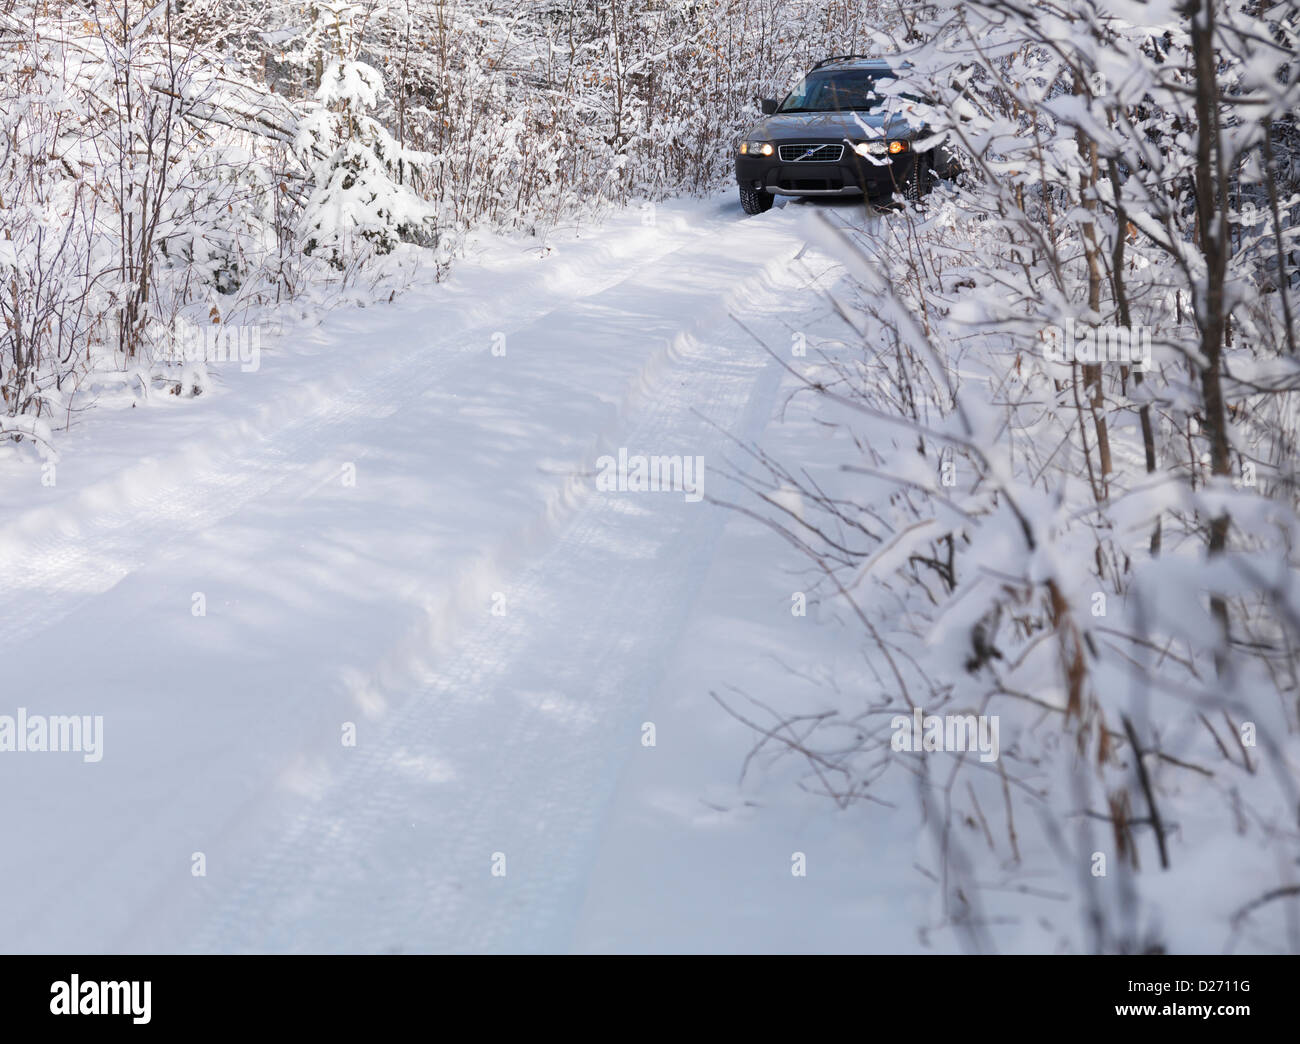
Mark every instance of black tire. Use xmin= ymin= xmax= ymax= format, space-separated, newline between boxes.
xmin=905 ymin=157 xmax=929 ymax=206
xmin=739 ymin=185 xmax=774 ymax=215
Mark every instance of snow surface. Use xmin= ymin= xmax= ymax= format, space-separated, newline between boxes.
xmin=0 ymin=194 xmax=945 ymax=953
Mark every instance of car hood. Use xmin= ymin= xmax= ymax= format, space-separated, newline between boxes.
xmin=746 ymin=108 xmax=925 ymax=142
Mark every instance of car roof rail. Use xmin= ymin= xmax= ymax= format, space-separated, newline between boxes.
xmin=811 ymin=54 xmax=886 ymax=69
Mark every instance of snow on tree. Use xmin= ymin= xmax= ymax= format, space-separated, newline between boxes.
xmin=288 ymin=2 xmax=442 ymax=269
xmin=297 ymin=56 xmax=438 ymax=268
xmin=713 ymin=0 xmax=1300 ymax=953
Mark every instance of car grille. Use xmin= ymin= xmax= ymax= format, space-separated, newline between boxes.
xmin=777 ymin=143 xmax=845 ymax=163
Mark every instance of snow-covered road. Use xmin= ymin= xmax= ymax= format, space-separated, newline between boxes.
xmin=0 ymin=196 xmax=912 ymax=953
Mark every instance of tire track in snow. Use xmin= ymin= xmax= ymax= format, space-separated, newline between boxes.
xmin=185 ymin=213 xmax=838 ymax=953
xmin=0 ymin=209 xmax=734 ymax=650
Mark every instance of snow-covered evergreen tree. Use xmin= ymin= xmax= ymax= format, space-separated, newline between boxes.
xmin=297 ymin=56 xmax=438 ymax=267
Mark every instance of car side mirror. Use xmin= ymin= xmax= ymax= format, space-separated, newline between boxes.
xmin=759 ymin=98 xmax=777 ymax=115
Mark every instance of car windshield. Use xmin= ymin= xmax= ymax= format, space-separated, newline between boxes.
xmin=777 ymin=70 xmax=922 ymax=113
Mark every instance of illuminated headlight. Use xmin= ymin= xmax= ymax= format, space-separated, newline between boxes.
xmin=739 ymin=141 xmax=774 ymax=157
xmin=859 ymin=140 xmax=908 ymax=157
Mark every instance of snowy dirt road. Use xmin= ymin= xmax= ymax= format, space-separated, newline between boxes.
xmin=0 ymin=197 xmax=870 ymax=953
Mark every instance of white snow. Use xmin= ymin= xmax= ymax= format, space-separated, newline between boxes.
xmin=0 ymin=194 xmax=927 ymax=953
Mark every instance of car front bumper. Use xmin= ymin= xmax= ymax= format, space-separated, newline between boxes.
xmin=735 ymin=149 xmax=919 ymax=198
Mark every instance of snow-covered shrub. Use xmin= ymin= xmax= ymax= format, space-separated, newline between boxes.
xmin=721 ymin=0 xmax=1300 ymax=953
xmin=297 ymin=58 xmax=438 ymax=268
xmin=0 ymin=1 xmax=313 ymax=441
xmin=0 ymin=3 xmax=102 ymax=443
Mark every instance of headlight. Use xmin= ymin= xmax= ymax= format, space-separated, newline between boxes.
xmin=858 ymin=140 xmax=908 ymax=157
xmin=739 ymin=141 xmax=774 ymax=157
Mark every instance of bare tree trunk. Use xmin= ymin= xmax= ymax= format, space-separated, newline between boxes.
xmin=1190 ymin=0 xmax=1233 ymax=664
xmin=1106 ymin=155 xmax=1161 ymax=554
xmin=1076 ymin=124 xmax=1112 ymax=493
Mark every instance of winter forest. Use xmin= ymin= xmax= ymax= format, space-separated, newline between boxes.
xmin=1 ymin=0 xmax=1299 ymax=958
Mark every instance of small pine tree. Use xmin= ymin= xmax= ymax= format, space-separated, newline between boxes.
xmin=294 ymin=4 xmax=435 ymax=269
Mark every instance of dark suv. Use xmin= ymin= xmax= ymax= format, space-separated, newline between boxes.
xmin=735 ymin=56 xmax=960 ymax=214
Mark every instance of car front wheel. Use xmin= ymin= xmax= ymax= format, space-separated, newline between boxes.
xmin=905 ymin=157 xmax=931 ymax=205
xmin=739 ymin=185 xmax=774 ymax=215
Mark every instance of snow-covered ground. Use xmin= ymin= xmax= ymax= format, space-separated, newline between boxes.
xmin=0 ymin=194 xmax=939 ymax=953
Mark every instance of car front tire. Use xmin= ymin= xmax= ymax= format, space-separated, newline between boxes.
xmin=739 ymin=185 xmax=774 ymax=215
xmin=903 ymin=157 xmax=930 ymax=206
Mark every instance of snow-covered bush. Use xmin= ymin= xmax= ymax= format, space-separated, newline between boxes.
xmin=1 ymin=1 xmax=311 ymax=441
xmin=720 ymin=0 xmax=1300 ymax=953
xmin=297 ymin=58 xmax=438 ymax=268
